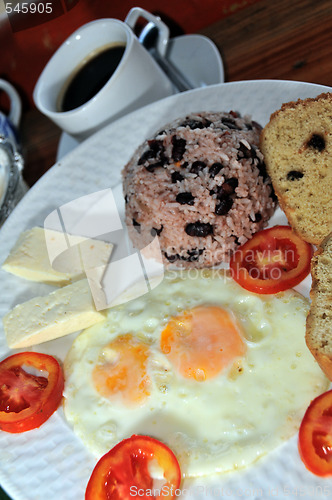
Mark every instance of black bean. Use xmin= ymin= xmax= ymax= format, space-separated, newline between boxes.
xmin=209 ymin=162 xmax=223 ymax=178
xmin=307 ymin=133 xmax=325 ymax=151
xmin=151 ymin=225 xmax=163 ymax=236
xmin=223 ymin=177 xmax=238 ymax=192
xmin=180 ymin=248 xmax=204 ymax=262
xmin=176 ymin=192 xmax=195 ymax=205
xmin=158 ymin=153 xmax=168 ymax=167
xmin=287 ymin=170 xmax=304 ymax=181
xmin=256 ymin=159 xmax=268 ymax=180
xmin=250 ymin=212 xmax=262 ymax=222
xmin=181 ymin=161 xmax=188 ymax=169
xmin=237 ymin=141 xmax=256 ymax=160
xmin=132 ymin=219 xmax=141 ymax=233
xmin=171 ymin=171 xmax=184 ymax=183
xmin=213 ymin=186 xmax=228 ymax=200
xmin=221 ymin=117 xmax=240 ymax=130
xmin=165 ymin=248 xmax=205 ymax=262
xmin=145 ymin=161 xmax=164 ymax=172
xmin=252 ymin=120 xmax=263 ymax=132
xmin=190 ymin=161 xmax=206 ymax=175
xmin=214 ymin=178 xmax=238 ymax=199
xmin=172 ymin=136 xmax=186 ymax=162
xmin=180 ymin=118 xmax=212 ymax=129
xmin=180 ymin=119 xmax=204 ymax=129
xmin=124 ymin=195 xmax=129 ymax=204
xmin=139 ymin=140 xmax=168 ymax=169
xmin=148 ymin=139 xmax=164 ymax=153
xmin=164 ymin=252 xmax=180 ymax=263
xmin=185 ymin=222 xmax=213 ymax=237
xmin=215 ymin=198 xmax=233 ymax=215
xmin=138 ymin=149 xmax=156 ymax=165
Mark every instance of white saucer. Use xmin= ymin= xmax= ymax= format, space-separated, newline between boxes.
xmin=166 ymin=34 xmax=224 ymax=88
xmin=56 ymin=34 xmax=224 ymax=160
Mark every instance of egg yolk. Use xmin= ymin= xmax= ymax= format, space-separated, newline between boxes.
xmin=160 ymin=306 xmax=246 ymax=381
xmin=92 ymin=334 xmax=150 ymax=406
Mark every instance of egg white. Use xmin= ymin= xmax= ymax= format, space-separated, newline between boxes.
xmin=63 ymin=269 xmax=328 ymax=477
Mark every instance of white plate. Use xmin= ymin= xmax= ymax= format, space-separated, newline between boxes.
xmin=56 ymin=34 xmax=224 ymax=160
xmin=1 ymin=80 xmax=332 ymax=500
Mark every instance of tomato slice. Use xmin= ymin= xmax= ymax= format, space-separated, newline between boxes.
xmin=85 ymin=435 xmax=181 ymax=500
xmin=229 ymin=225 xmax=312 ymax=294
xmin=0 ymin=351 xmax=64 ymax=433
xmin=298 ymin=390 xmax=332 ymax=477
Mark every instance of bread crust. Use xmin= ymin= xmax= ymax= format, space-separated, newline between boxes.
xmin=306 ymin=233 xmax=332 ymax=380
xmin=268 ymin=92 xmax=332 ymax=120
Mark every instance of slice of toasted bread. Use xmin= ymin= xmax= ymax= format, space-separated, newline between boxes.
xmin=260 ymin=92 xmax=332 ymax=245
xmin=306 ymin=233 xmax=332 ymax=379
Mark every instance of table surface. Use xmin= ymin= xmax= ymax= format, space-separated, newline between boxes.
xmin=1 ymin=0 xmax=332 ymax=498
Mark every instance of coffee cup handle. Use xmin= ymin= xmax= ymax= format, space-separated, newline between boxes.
xmin=125 ymin=7 xmax=169 ymax=57
xmin=0 ymin=79 xmax=22 ymax=128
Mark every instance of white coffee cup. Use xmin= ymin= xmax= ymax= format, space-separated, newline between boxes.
xmin=33 ymin=16 xmax=174 ymax=141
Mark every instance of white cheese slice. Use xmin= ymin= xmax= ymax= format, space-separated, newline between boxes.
xmin=3 ymin=279 xmax=106 ymax=348
xmin=2 ymin=227 xmax=113 ymax=286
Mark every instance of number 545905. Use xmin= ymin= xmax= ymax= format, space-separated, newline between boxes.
xmin=5 ymin=2 xmax=53 ymax=14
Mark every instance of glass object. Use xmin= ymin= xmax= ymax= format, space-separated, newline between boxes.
xmin=0 ymin=135 xmax=27 ymax=227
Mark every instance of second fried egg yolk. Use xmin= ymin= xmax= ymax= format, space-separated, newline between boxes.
xmin=160 ymin=306 xmax=246 ymax=381
xmin=92 ymin=334 xmax=150 ymax=406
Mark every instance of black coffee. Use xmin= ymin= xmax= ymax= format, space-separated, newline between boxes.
xmin=58 ymin=43 xmax=126 ymax=112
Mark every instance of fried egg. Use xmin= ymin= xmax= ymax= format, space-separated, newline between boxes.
xmin=63 ymin=270 xmax=328 ymax=477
